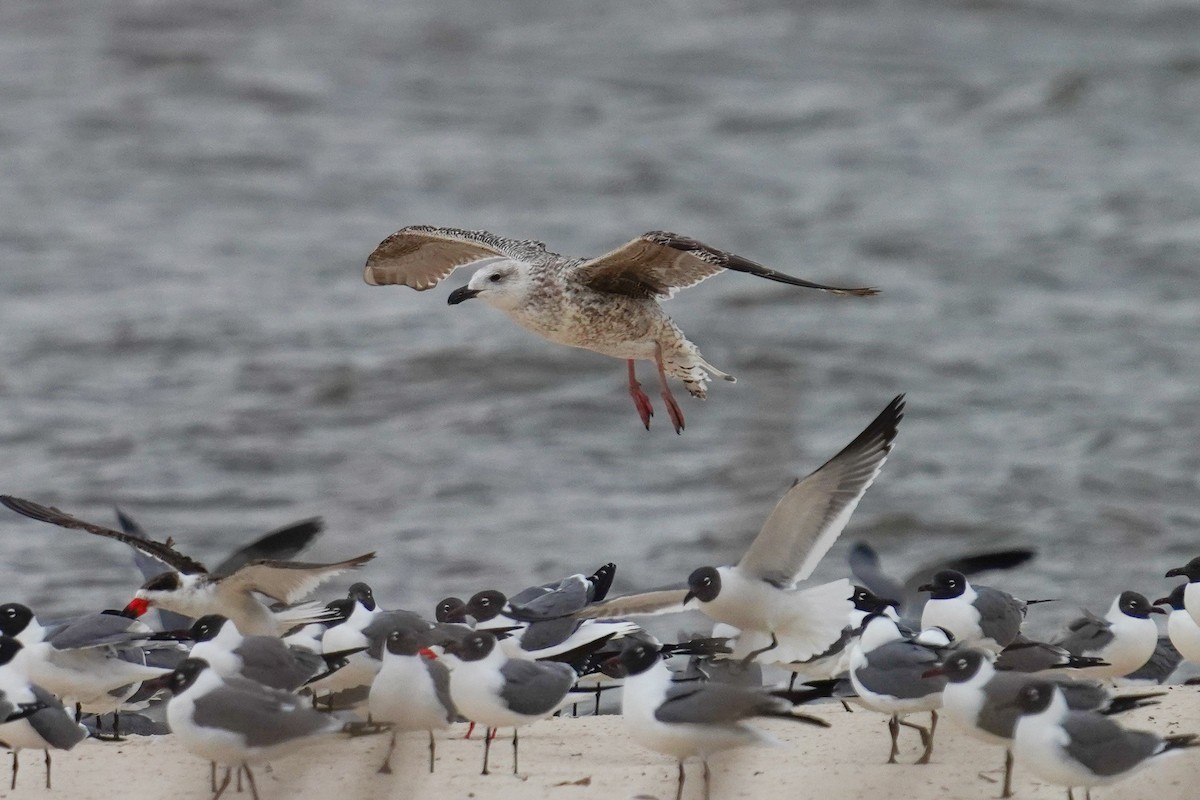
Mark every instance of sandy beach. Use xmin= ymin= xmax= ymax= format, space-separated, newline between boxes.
xmin=5 ymin=686 xmax=1196 ymax=800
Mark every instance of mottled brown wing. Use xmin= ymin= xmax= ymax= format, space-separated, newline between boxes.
xmin=0 ymin=495 xmax=208 ymax=574
xmin=363 ymin=225 xmax=542 ymax=290
xmin=573 ymin=231 xmax=879 ymax=299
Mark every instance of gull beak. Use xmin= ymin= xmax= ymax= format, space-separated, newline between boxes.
xmin=916 ymin=583 xmax=935 ymax=593
xmin=921 ymin=666 xmax=946 ymax=679
xmin=418 ymin=648 xmax=438 ymax=660
xmin=1147 ymin=606 xmax=1167 ymax=615
xmin=1165 ymin=567 xmax=1186 ymax=579
xmin=682 ymin=591 xmax=696 ymax=606
xmin=447 ymin=286 xmax=481 ymax=305
xmin=1153 ymin=597 xmax=1172 ymax=607
xmin=122 ymin=598 xmax=151 ymax=618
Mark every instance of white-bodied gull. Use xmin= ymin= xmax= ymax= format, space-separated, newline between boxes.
xmin=439 ymin=630 xmax=594 ymax=775
xmin=918 ymin=570 xmax=1051 ymax=653
xmin=0 ymin=637 xmax=89 ymax=789
xmin=615 ymin=638 xmax=830 ymax=800
xmin=934 ymin=647 xmax=1162 ymax=798
xmin=1009 ymin=680 xmax=1197 ymax=800
xmin=1054 ymin=591 xmax=1163 ymax=680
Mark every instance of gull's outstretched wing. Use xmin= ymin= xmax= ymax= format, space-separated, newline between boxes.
xmin=217 ymin=553 xmax=376 ymax=605
xmin=1 ymin=495 xmax=208 ymax=575
xmin=569 ymin=588 xmax=690 ymax=621
xmin=363 ymin=225 xmax=547 ymax=289
xmin=572 ymin=230 xmax=879 ymax=300
xmin=737 ymin=395 xmax=904 ymax=587
xmin=211 ymin=518 xmax=325 ymax=579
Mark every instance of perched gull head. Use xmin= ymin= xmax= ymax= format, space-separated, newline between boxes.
xmin=447 ymin=261 xmax=533 ymax=311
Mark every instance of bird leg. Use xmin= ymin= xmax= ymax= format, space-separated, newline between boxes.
xmin=481 ymin=727 xmax=492 ymax=775
xmin=627 ymin=360 xmax=654 ymax=430
xmin=243 ymin=766 xmax=260 ymax=800
xmin=9 ymin=750 xmax=15 ymax=790
xmin=841 ymin=701 xmax=855 ymax=713
xmin=464 ymin=721 xmax=475 ymax=739
xmin=211 ymin=762 xmax=217 ymax=792
xmin=212 ymin=767 xmax=233 ymax=800
xmin=886 ymin=715 xmax=901 ymax=764
xmin=898 ymin=716 xmax=933 ymax=764
xmin=43 ymin=750 xmax=50 ymax=790
xmin=428 ymin=729 xmax=436 ymax=773
xmin=654 ymin=346 xmax=685 ymax=434
xmin=703 ymin=759 xmax=712 ymax=800
xmin=740 ymin=634 xmax=779 ymax=669
xmin=512 ymin=727 xmax=519 ymax=775
xmin=594 ymin=686 xmax=601 ymax=716
xmin=378 ymin=731 xmax=396 ymax=774
xmin=1002 ymin=748 xmax=1014 ymax=799
xmin=675 ymin=761 xmax=685 ymax=800
xmin=237 ymin=765 xmax=243 ymax=792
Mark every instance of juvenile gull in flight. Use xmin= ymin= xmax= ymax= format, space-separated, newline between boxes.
xmin=364 ymin=226 xmax=878 ymax=432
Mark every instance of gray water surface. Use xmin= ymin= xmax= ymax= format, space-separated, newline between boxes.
xmin=2 ymin=0 xmax=1200 ymax=637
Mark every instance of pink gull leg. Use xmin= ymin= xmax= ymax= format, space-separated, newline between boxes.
xmin=654 ymin=345 xmax=685 ymax=434
xmin=627 ymin=359 xmax=654 ymax=430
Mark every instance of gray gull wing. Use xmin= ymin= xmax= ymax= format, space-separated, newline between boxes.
xmin=737 ymin=395 xmax=903 ymax=587
xmin=569 ymin=588 xmax=690 ymax=621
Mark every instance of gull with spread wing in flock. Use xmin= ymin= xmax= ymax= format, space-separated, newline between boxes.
xmin=0 ymin=497 xmax=373 ymax=637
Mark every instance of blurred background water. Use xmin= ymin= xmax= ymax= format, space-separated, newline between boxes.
xmin=2 ymin=0 xmax=1200 ymax=641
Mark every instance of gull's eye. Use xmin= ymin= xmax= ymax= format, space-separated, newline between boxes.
xmin=489 ymin=273 xmax=502 ymax=283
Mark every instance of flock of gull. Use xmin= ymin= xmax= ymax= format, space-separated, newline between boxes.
xmin=0 ymin=226 xmax=1197 ymax=800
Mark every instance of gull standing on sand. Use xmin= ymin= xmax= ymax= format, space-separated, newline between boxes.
xmin=363 ymin=226 xmax=877 ymax=433
xmin=0 ymin=496 xmax=374 ymax=637
xmin=0 ymin=637 xmax=89 ymax=789
xmin=614 ymin=639 xmax=830 ymax=800
xmin=1054 ymin=591 xmax=1163 ymax=680
xmin=934 ymin=648 xmax=1162 ymax=798
xmin=368 ymin=628 xmax=457 ymax=774
xmin=1155 ymin=585 xmax=1200 ymax=665
xmin=0 ymin=603 xmax=171 ymax=734
xmin=439 ymin=630 xmax=595 ymax=775
xmin=847 ymin=614 xmax=948 ymax=765
xmin=165 ymin=658 xmax=346 ymax=800
xmin=918 ymin=570 xmax=1051 ymax=653
xmin=1164 ymin=557 xmax=1200 ymax=624
xmin=1009 ymin=680 xmax=1197 ymax=800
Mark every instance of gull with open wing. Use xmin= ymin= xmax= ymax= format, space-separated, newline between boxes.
xmin=0 ymin=496 xmax=374 ymax=637
xmin=364 ymin=226 xmax=877 ymax=433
